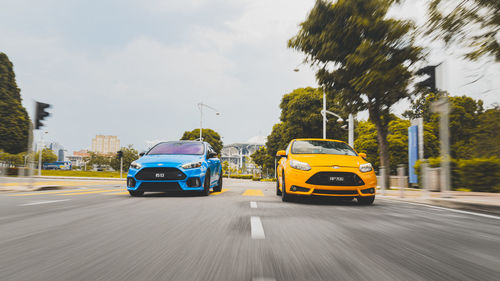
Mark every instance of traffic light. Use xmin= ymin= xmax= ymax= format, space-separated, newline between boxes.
xmin=415 ymin=65 xmax=437 ymax=92
xmin=117 ymin=150 xmax=123 ymax=159
xmin=35 ymin=101 xmax=51 ymax=129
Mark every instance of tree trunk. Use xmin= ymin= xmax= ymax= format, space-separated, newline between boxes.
xmin=369 ymin=107 xmax=390 ymax=187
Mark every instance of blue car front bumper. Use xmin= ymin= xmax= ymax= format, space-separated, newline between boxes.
xmin=126 ymin=166 xmax=207 ymax=192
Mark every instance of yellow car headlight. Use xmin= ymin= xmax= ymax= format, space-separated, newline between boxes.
xmin=359 ymin=163 xmax=373 ymax=173
xmin=290 ymin=160 xmax=311 ymax=171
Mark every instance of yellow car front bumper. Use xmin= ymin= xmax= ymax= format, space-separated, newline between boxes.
xmin=283 ymin=166 xmax=377 ymax=197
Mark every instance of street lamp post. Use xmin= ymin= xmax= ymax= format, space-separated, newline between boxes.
xmin=38 ymin=131 xmax=48 ymax=176
xmin=197 ymin=102 xmax=220 ymax=141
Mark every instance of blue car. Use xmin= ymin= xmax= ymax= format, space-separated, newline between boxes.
xmin=126 ymin=141 xmax=222 ymax=197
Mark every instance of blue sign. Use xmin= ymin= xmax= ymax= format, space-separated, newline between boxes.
xmin=408 ymin=125 xmax=418 ymax=183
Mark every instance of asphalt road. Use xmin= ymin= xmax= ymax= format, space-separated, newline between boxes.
xmin=1 ymin=179 xmax=499 ymax=281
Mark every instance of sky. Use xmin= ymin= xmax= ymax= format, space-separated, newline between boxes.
xmin=1 ymin=0 xmax=498 ymax=153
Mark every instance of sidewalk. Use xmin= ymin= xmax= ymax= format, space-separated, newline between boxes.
xmin=0 ymin=177 xmax=124 ymax=192
xmin=378 ymin=188 xmax=500 ymax=216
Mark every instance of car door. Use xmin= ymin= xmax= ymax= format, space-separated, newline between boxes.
xmin=206 ymin=145 xmax=220 ymax=185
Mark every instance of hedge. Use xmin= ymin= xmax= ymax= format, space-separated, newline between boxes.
xmin=228 ymin=174 xmax=253 ymax=179
xmin=415 ymin=157 xmax=500 ymax=192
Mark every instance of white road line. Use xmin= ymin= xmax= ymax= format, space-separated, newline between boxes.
xmin=381 ymin=199 xmax=500 ymax=220
xmin=19 ymin=199 xmax=71 ymax=206
xmin=250 ymin=201 xmax=257 ymax=208
xmin=250 ymin=216 xmax=265 ymax=239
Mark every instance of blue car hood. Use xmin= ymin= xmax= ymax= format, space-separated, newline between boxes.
xmin=137 ymin=154 xmax=204 ymax=167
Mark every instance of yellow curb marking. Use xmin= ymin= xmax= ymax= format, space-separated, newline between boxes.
xmin=103 ymin=191 xmax=130 ymax=195
xmin=57 ymin=189 xmax=123 ymax=195
xmin=211 ymin=188 xmax=229 ymax=195
xmin=8 ymin=189 xmax=102 ymax=196
xmin=242 ymin=189 xmax=264 ymax=196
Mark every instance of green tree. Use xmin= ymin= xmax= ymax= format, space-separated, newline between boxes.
xmin=0 ymin=53 xmax=31 ymax=154
xmin=425 ymin=0 xmax=500 ymax=61
xmin=251 ymin=146 xmax=274 ymax=172
xmin=180 ymin=128 xmax=223 ymax=154
xmin=0 ymin=150 xmax=25 ymax=166
xmin=88 ymin=152 xmax=111 ymax=169
xmin=404 ymin=93 xmax=486 ymax=159
xmin=473 ymin=106 xmax=500 ymax=158
xmin=34 ymin=148 xmax=58 ymax=164
xmin=266 ymin=87 xmax=347 ymax=157
xmin=110 ymin=145 xmax=139 ymax=172
xmin=221 ymin=161 xmax=229 ymax=174
xmin=289 ymin=0 xmax=422 ymax=177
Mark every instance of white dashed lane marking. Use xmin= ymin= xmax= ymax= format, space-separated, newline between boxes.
xmin=250 ymin=216 xmax=265 ymax=239
xmin=250 ymin=201 xmax=257 ymax=208
xmin=19 ymin=199 xmax=71 ymax=206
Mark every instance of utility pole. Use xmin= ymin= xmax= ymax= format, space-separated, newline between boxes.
xmin=38 ymin=131 xmax=48 ymax=176
xmin=348 ymin=113 xmax=354 ymax=147
xmin=431 ymin=97 xmax=451 ymax=197
xmin=323 ymin=93 xmax=327 ymax=139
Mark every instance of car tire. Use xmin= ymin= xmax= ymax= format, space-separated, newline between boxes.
xmin=276 ymin=178 xmax=282 ymax=196
xmin=357 ymin=196 xmax=375 ymax=205
xmin=202 ymin=173 xmax=210 ymax=196
xmin=129 ymin=190 xmax=144 ymax=197
xmin=281 ymin=172 xmax=292 ymax=202
xmin=213 ymin=173 xmax=223 ymax=192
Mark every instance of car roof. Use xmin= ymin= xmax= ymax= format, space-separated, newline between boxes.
xmin=293 ymin=138 xmax=344 ymax=143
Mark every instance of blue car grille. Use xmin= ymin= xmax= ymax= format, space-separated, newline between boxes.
xmin=138 ymin=182 xmax=182 ymax=192
xmin=135 ymin=167 xmax=186 ymax=181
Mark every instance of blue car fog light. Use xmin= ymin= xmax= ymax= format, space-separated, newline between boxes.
xmin=186 ymin=177 xmax=201 ymax=187
xmin=127 ymin=177 xmax=136 ymax=188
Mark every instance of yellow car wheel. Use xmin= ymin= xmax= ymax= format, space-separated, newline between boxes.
xmin=281 ymin=173 xmax=292 ymax=202
xmin=276 ymin=178 xmax=282 ymax=196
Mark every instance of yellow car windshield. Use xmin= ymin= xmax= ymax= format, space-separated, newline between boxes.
xmin=291 ymin=140 xmax=357 ymax=156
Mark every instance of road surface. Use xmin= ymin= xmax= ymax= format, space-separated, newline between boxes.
xmin=1 ymin=179 xmax=499 ymax=281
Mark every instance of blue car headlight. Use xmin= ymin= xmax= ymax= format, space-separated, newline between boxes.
xmin=181 ymin=161 xmax=202 ymax=169
xmin=130 ymin=161 xmax=142 ymax=170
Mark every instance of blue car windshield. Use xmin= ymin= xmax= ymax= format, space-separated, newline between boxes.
xmin=148 ymin=142 xmax=205 ymax=155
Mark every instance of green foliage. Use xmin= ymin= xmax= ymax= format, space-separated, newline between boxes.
xmin=41 ymin=170 xmax=124 ymax=178
xmin=288 ymin=0 xmax=422 ymax=174
xmin=88 ymin=152 xmax=111 ymax=169
xmin=250 ymin=146 xmax=274 ymax=171
xmin=426 ymin=0 xmax=500 ymax=61
xmin=34 ymin=148 xmax=58 ymax=164
xmin=0 ymin=150 xmax=25 ymax=166
xmin=229 ymin=174 xmax=253 ymax=179
xmin=221 ymin=161 xmax=229 ymax=174
xmin=415 ymin=157 xmax=500 ymax=192
xmin=265 ymin=87 xmax=348 ymax=167
xmin=180 ymin=128 xmax=223 ymax=154
xmin=404 ymin=93 xmax=496 ymax=159
xmin=110 ymin=145 xmax=139 ymax=172
xmin=0 ymin=53 xmax=31 ymax=154
xmin=458 ymin=158 xmax=500 ymax=192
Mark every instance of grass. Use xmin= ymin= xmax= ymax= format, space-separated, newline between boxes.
xmin=41 ymin=170 xmax=124 ymax=178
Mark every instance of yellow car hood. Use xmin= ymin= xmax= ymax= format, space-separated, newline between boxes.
xmin=291 ymin=154 xmax=363 ymax=168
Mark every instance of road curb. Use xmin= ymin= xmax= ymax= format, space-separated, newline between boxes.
xmin=380 ymin=196 xmax=500 ymax=216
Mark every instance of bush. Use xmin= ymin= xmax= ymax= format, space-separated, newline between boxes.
xmin=414 ymin=157 xmax=500 ymax=192
xmin=458 ymin=158 xmax=500 ymax=192
xmin=229 ymin=174 xmax=253 ymax=179
xmin=261 ymin=178 xmax=277 ymax=182
xmin=252 ymin=177 xmax=261 ymax=181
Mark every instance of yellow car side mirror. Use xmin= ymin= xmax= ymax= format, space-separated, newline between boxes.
xmin=359 ymin=153 xmax=367 ymax=159
xmin=276 ymin=150 xmax=287 ymax=157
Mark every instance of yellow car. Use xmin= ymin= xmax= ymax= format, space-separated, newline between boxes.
xmin=276 ymin=138 xmax=376 ymax=205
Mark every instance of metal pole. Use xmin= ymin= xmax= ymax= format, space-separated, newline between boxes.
xmin=348 ymin=113 xmax=354 ymax=147
xmin=199 ymin=104 xmax=203 ymax=141
xmin=380 ymin=166 xmax=386 ymax=196
xmin=38 ymin=132 xmax=44 ymax=177
xmin=120 ymin=157 xmax=123 ymax=179
xmin=322 ymin=93 xmax=326 ymax=139
xmin=274 ymin=157 xmax=277 ymax=179
xmin=421 ymin=161 xmax=429 ymax=198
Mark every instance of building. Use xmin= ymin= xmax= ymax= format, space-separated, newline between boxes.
xmin=91 ymin=135 xmax=120 ymax=154
xmin=221 ymin=143 xmax=264 ymax=174
xmin=47 ymin=142 xmax=65 ymax=161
